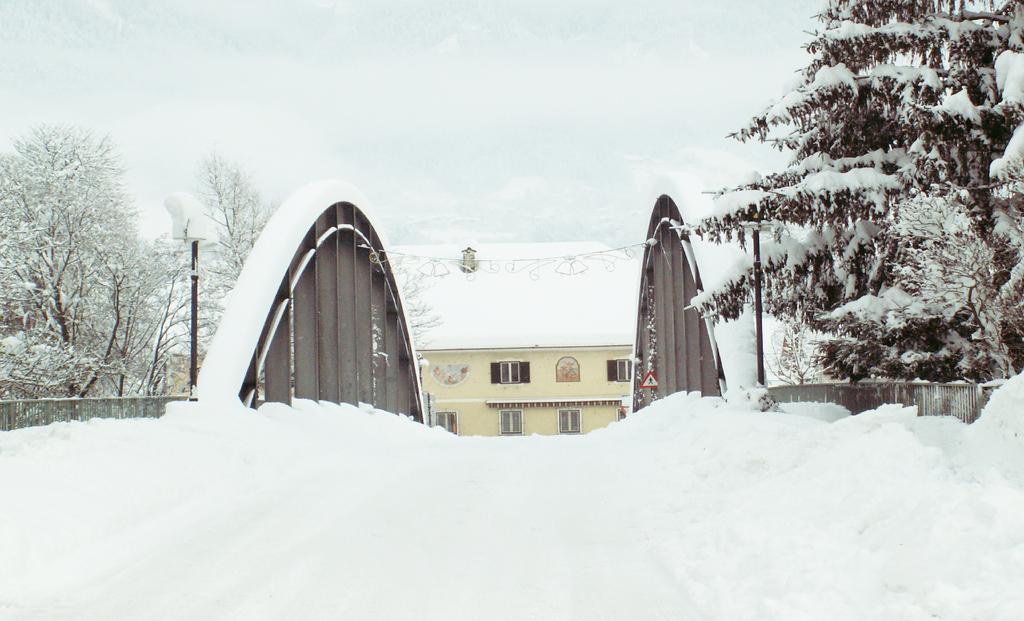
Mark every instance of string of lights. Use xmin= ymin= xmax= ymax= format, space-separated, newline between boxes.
xmin=375 ymin=242 xmax=651 ymax=280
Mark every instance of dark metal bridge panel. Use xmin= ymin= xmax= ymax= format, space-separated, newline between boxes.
xmin=634 ymin=195 xmax=726 ymax=411
xmin=293 ymin=229 xmax=318 ymax=401
xmin=337 ymin=203 xmax=359 ymax=404
xmin=235 ymin=200 xmax=423 ymax=421
xmin=315 ymin=210 xmax=341 ymax=403
xmin=354 ymin=213 xmax=374 ymax=406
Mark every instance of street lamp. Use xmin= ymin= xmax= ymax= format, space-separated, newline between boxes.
xmin=741 ymin=218 xmax=776 ymax=387
xmin=164 ymin=193 xmax=213 ymax=401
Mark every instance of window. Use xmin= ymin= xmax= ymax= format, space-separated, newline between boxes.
xmin=558 ymin=409 xmax=581 ymax=434
xmin=436 ymin=411 xmax=458 ymax=435
xmin=555 ymin=356 xmax=580 ymax=382
xmin=501 ymin=361 xmax=520 ymax=384
xmin=500 ymin=410 xmax=523 ymax=435
xmin=491 ymin=361 xmax=530 ymax=384
xmin=617 ymin=360 xmax=631 ymax=382
xmin=608 ymin=359 xmax=632 ymax=382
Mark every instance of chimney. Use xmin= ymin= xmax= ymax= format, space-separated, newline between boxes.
xmin=460 ymin=247 xmax=478 ymax=273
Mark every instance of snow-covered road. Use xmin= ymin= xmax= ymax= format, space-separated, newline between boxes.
xmin=2 ymin=387 xmax=1024 ymax=620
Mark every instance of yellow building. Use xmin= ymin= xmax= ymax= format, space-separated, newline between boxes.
xmin=399 ymin=242 xmax=639 ymax=436
xmin=424 ymin=346 xmax=633 ymax=436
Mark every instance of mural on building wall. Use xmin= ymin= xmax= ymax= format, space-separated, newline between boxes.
xmin=431 ymin=363 xmax=471 ymax=386
xmin=556 ymin=357 xmax=581 ymax=382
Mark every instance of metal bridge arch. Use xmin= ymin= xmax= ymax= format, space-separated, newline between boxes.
xmin=198 ymin=181 xmax=423 ymax=420
xmin=633 ymin=195 xmax=726 ymax=410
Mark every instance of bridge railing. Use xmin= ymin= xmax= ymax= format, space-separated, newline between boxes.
xmin=2 ymin=382 xmax=996 ymax=431
xmin=0 ymin=397 xmax=184 ymax=432
xmin=767 ymin=382 xmax=996 ymax=424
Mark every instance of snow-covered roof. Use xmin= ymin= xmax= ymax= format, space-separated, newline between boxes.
xmin=395 ymin=242 xmax=640 ymax=350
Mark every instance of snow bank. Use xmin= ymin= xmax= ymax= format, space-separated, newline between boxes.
xmin=2 ymin=392 xmax=1024 ymax=620
xmin=975 ymin=373 xmax=1024 ymax=440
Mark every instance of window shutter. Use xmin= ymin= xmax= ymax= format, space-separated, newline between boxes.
xmin=490 ymin=362 xmax=501 ymax=384
xmin=521 ymin=362 xmax=531 ymax=383
xmin=607 ymin=360 xmax=616 ymax=381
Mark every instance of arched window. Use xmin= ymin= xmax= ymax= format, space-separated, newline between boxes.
xmin=555 ymin=356 xmax=580 ymax=382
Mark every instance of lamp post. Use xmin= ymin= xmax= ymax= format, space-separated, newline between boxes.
xmin=188 ymin=238 xmax=199 ymax=399
xmin=164 ymin=193 xmax=211 ymax=401
xmin=742 ymin=219 xmax=775 ymax=387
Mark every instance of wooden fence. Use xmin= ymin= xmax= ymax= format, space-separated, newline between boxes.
xmin=767 ymin=382 xmax=996 ymax=424
xmin=0 ymin=396 xmax=184 ymax=432
xmin=915 ymin=383 xmax=995 ymax=424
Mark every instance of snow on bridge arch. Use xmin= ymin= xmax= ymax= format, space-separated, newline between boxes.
xmin=633 ymin=195 xmax=727 ymax=411
xmin=198 ymin=180 xmax=424 ymax=420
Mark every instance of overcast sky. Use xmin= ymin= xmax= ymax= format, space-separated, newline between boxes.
xmin=0 ymin=0 xmax=818 ymax=245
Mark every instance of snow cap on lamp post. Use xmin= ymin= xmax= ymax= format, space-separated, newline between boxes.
xmin=164 ymin=192 xmax=214 ymax=242
xmin=741 ymin=218 xmax=779 ymax=234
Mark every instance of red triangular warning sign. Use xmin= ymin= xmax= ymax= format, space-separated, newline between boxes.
xmin=639 ymin=370 xmax=658 ymax=389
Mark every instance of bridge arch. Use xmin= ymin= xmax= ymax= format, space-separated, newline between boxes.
xmin=633 ymin=195 xmax=727 ymax=410
xmin=198 ymin=181 xmax=423 ymax=420
xmin=200 ymin=185 xmax=719 ymax=421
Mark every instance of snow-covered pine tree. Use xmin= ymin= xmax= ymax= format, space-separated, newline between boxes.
xmin=701 ymin=0 xmax=1024 ymax=381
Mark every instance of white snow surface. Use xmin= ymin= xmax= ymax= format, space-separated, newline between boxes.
xmin=810 ymin=62 xmax=857 ymax=92
xmin=939 ymin=89 xmax=982 ymax=124
xmin=827 ymin=287 xmax=923 ymax=321
xmin=975 ymin=372 xmax=1024 ymax=442
xmin=992 ymin=51 xmax=1024 ymax=179
xmin=992 ymin=123 xmax=1024 ymax=180
xmin=3 ymin=388 xmax=1024 ymax=620
xmin=996 ymin=50 xmax=1024 ymax=105
xmin=396 ymin=242 xmax=640 ymax=350
xmin=709 ymin=188 xmax=766 ymax=220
